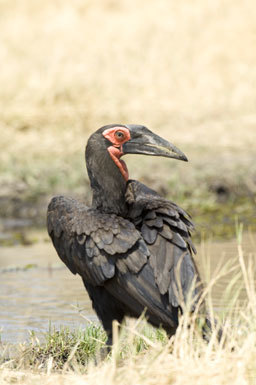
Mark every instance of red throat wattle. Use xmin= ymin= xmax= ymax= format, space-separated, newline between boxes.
xmin=107 ymin=146 xmax=129 ymax=181
xmin=102 ymin=126 xmax=131 ymax=182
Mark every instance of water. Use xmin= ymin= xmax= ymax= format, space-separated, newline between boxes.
xmin=0 ymin=232 xmax=255 ymax=343
xmin=0 ymin=241 xmax=97 ymax=343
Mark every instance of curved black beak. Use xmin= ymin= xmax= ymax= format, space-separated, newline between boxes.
xmin=123 ymin=125 xmax=188 ymax=162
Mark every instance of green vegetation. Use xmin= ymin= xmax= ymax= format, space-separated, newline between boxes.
xmin=16 ymin=325 xmax=107 ymax=370
xmin=1 ymin=323 xmax=168 ymax=372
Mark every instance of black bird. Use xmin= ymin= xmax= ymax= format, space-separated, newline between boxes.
xmin=47 ymin=124 xmax=203 ymax=346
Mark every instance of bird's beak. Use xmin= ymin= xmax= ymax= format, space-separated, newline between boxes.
xmin=122 ymin=125 xmax=188 ymax=161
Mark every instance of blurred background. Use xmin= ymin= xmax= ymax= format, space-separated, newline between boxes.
xmin=0 ymin=0 xmax=255 ymax=342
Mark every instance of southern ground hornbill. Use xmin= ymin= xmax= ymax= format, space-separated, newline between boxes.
xmin=47 ymin=124 xmax=204 ymax=346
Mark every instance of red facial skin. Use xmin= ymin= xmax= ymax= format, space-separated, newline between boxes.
xmin=102 ymin=126 xmax=131 ymax=181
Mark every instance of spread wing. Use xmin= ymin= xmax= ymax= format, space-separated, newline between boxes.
xmin=47 ymin=196 xmax=149 ymax=286
xmin=126 ymin=180 xmax=202 ymax=308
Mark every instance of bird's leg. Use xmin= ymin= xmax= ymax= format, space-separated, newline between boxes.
xmin=99 ymin=319 xmax=125 ymax=360
xmin=82 ymin=281 xmax=125 ymax=356
xmin=100 ymin=327 xmax=113 ymax=358
xmin=202 ymin=316 xmax=223 ymax=343
xmin=93 ymin=325 xmax=113 ymax=364
xmin=98 ymin=337 xmax=112 ymax=362
xmin=98 ymin=322 xmax=123 ymax=361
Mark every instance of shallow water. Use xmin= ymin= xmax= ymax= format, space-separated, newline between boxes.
xmin=0 ymin=232 xmax=255 ymax=343
xmin=0 ymin=240 xmax=97 ymax=343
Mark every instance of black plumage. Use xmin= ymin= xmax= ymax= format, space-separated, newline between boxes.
xmin=47 ymin=124 xmax=203 ymax=346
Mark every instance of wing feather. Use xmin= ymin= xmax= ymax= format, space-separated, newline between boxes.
xmin=126 ymin=180 xmax=200 ymax=309
xmin=47 ymin=196 xmax=146 ymax=286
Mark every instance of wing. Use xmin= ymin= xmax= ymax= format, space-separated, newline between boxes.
xmin=126 ymin=180 xmax=202 ymax=308
xmin=47 ymin=196 xmax=149 ymax=286
xmin=47 ymin=195 xmax=180 ymax=332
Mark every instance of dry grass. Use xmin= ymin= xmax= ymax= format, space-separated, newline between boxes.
xmin=1 ymin=0 xmax=256 ymax=168
xmin=0 ymin=0 xmax=256 ymax=226
xmin=1 ymin=0 xmax=256 ymax=131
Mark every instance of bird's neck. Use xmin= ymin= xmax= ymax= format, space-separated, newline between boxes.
xmin=86 ymin=147 xmax=128 ymax=216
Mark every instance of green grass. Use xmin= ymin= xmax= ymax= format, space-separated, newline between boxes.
xmin=21 ymin=325 xmax=106 ymax=370
xmin=1 ymin=323 xmax=168 ymax=372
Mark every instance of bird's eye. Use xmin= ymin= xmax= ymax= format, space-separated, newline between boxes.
xmin=115 ymin=131 xmax=125 ymax=140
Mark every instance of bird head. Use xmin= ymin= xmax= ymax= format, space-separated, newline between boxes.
xmin=99 ymin=124 xmax=188 ymax=181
